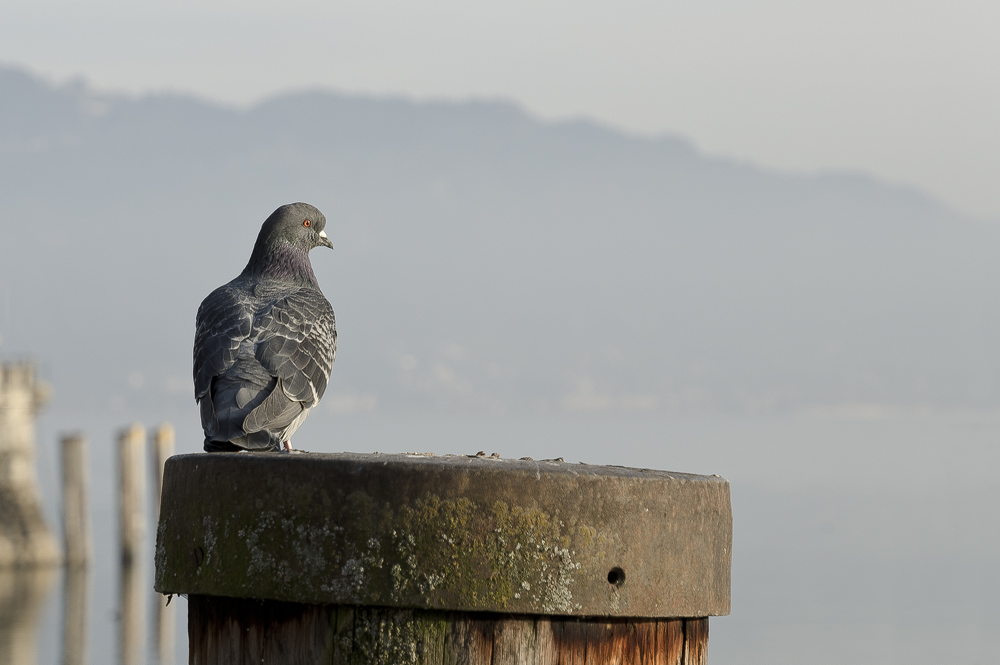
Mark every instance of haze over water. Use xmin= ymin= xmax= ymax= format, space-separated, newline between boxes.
xmin=23 ymin=407 xmax=1000 ymax=664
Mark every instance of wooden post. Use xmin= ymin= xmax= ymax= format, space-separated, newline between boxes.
xmin=117 ymin=423 xmax=145 ymax=566
xmin=61 ymin=431 xmax=91 ymax=664
xmin=156 ymin=452 xmax=731 ymax=664
xmin=151 ymin=422 xmax=176 ymax=665
xmin=61 ymin=433 xmax=91 ymax=567
xmin=60 ymin=434 xmax=94 ymax=665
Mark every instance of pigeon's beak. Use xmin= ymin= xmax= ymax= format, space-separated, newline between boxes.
xmin=317 ymin=230 xmax=334 ymax=249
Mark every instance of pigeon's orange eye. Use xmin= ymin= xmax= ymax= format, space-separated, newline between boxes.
xmin=303 ymin=219 xmax=311 ymax=227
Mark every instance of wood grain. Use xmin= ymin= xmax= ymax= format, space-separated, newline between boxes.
xmin=493 ymin=615 xmax=536 ymax=665
xmin=631 ymin=619 xmax=659 ymax=665
xmin=683 ymin=618 xmax=708 ymax=665
xmin=189 ymin=596 xmax=708 ymax=664
xmin=445 ymin=613 xmax=493 ymax=665
xmin=533 ymin=618 xmax=556 ymax=665
xmin=552 ymin=619 xmax=589 ymax=665
xmin=661 ymin=619 xmax=684 ymax=665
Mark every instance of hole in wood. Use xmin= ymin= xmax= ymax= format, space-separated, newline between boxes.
xmin=192 ymin=546 xmax=205 ymax=567
xmin=607 ymin=567 xmax=626 ymax=586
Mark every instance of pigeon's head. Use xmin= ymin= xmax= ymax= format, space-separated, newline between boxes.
xmin=244 ymin=203 xmax=334 ymax=282
xmin=257 ymin=202 xmax=334 ymax=252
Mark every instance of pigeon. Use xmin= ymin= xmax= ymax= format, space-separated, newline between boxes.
xmin=194 ymin=203 xmax=337 ymax=452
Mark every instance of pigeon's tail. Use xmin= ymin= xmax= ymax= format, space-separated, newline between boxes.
xmin=204 ymin=431 xmax=283 ymax=452
xmin=200 ymin=359 xmax=278 ymax=451
xmin=203 ymin=439 xmax=244 ymax=452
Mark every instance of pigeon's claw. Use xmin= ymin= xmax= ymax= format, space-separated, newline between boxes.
xmin=283 ymin=440 xmax=292 ymax=452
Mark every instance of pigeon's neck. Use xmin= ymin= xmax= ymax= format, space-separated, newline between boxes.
xmin=244 ymin=242 xmax=318 ymax=285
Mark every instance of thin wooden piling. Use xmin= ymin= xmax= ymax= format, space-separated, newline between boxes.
xmin=59 ymin=431 xmax=90 ymax=665
xmin=61 ymin=433 xmax=91 ymax=567
xmin=117 ymin=423 xmax=145 ymax=566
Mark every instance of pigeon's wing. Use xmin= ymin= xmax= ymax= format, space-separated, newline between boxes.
xmin=253 ymin=287 xmax=337 ymax=407
xmin=193 ymin=284 xmax=253 ymax=402
xmin=243 ymin=379 xmax=304 ymax=434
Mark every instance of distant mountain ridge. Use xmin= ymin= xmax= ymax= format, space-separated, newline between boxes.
xmin=0 ymin=65 xmax=997 ymax=418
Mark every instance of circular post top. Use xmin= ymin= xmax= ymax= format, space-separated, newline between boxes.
xmin=155 ymin=452 xmax=731 ymax=618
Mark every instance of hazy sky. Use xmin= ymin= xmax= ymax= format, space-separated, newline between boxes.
xmin=3 ymin=0 xmax=999 ymax=221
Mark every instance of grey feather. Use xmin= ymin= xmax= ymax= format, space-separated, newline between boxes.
xmin=193 ymin=203 xmax=337 ymax=452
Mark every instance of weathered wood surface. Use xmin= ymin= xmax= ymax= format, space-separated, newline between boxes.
xmin=681 ymin=618 xmax=707 ymax=665
xmin=117 ymin=423 xmax=145 ymax=566
xmin=61 ymin=433 xmax=91 ymax=566
xmin=189 ymin=595 xmax=710 ymax=665
xmin=157 ymin=453 xmax=731 ymax=619
xmin=165 ymin=453 xmax=729 ymax=663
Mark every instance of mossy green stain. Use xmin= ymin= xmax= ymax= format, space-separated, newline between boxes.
xmin=155 ymin=454 xmax=734 ymax=618
xmin=333 ymin=607 xmax=448 ymax=665
xmin=160 ymin=485 xmax=591 ymax=613
xmin=373 ymin=494 xmax=579 ymax=611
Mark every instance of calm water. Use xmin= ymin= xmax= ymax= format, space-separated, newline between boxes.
xmin=13 ymin=408 xmax=1000 ymax=664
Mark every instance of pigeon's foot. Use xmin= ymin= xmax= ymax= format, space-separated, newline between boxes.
xmin=283 ymin=440 xmax=292 ymax=452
